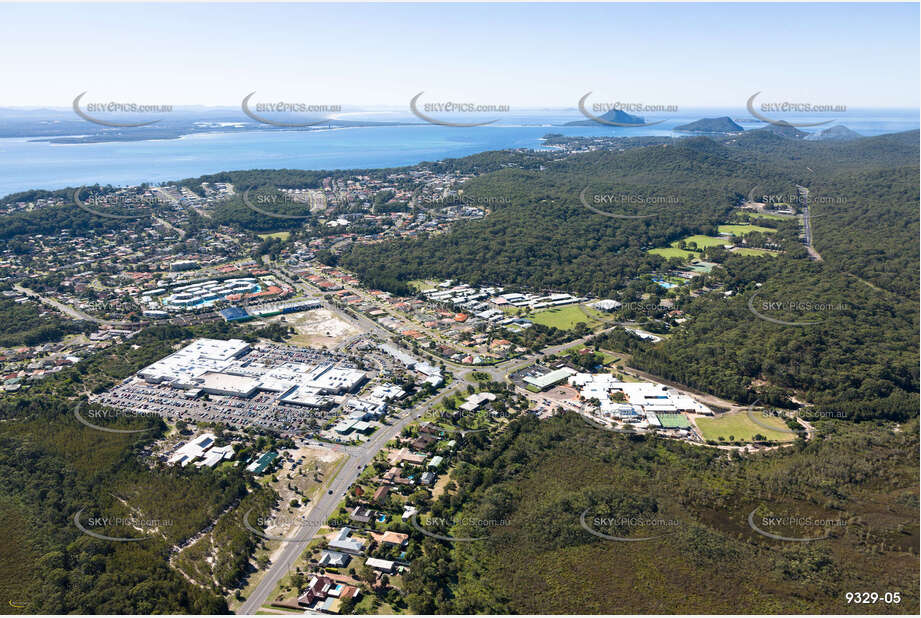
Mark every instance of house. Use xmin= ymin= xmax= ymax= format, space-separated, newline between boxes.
xmin=428 ymin=455 xmax=444 ymax=468
xmin=388 ymin=447 xmax=426 ymax=466
xmin=382 ymin=467 xmax=413 ymax=485
xmin=298 ymin=575 xmax=360 ymax=613
xmin=411 ymin=433 xmax=438 ymax=450
xmin=401 ymin=505 xmax=418 ymax=521
xmin=328 ymin=527 xmax=365 ymax=554
xmin=319 ymin=550 xmax=351 ymax=568
xmin=459 ymin=392 xmax=497 ymax=412
xmin=298 ymin=575 xmax=334 ymax=606
xmin=372 ymin=485 xmax=390 ymax=503
xmin=365 ymin=557 xmax=396 ymax=574
xmin=420 ymin=471 xmax=436 ymax=485
xmin=418 ymin=422 xmax=441 ymax=436
xmin=350 ymin=505 xmax=375 ymax=524
xmin=374 ymin=530 xmax=409 ymax=547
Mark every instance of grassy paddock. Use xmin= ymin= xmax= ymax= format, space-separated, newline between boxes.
xmin=258 ymin=231 xmax=291 ymax=241
xmin=696 ymin=412 xmax=794 ymax=442
xmin=529 ymin=304 xmax=606 ymax=330
xmin=648 ymin=234 xmax=728 ymax=259
xmin=718 ymin=224 xmax=776 ymax=236
xmin=733 ymin=248 xmax=779 ymax=257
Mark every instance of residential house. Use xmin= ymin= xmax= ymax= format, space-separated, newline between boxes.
xmin=328 ymin=527 xmax=365 ymax=555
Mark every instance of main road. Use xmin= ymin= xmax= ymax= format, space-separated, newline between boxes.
xmin=796 ymin=185 xmax=823 ymax=262
xmin=237 ymin=378 xmax=469 ymax=614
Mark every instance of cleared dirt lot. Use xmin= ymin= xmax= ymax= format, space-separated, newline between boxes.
xmin=269 ymin=308 xmax=361 ymax=349
xmin=261 ymin=445 xmax=346 ymax=537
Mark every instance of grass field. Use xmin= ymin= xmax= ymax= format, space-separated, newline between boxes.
xmin=408 ymin=279 xmax=439 ymax=291
xmin=648 ymin=234 xmax=728 ymax=260
xmin=529 ymin=304 xmax=607 ymax=330
xmin=733 ymin=248 xmax=779 ymax=257
xmin=718 ymin=224 xmax=776 ymax=236
xmin=696 ymin=412 xmax=795 ymax=442
xmin=682 ymin=234 xmax=729 ymax=248
xmin=258 ymin=231 xmax=291 ymax=241
xmin=648 ymin=246 xmax=693 ymax=259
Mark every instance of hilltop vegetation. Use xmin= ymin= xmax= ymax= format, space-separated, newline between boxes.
xmin=675 ymin=116 xmax=744 ymax=133
xmin=403 ymin=414 xmax=919 ymax=614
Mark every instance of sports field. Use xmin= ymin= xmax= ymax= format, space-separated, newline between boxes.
xmin=648 ymin=234 xmax=728 ymax=259
xmin=529 ymin=304 xmax=606 ymax=330
xmin=682 ymin=235 xmax=729 ymax=248
xmin=718 ymin=224 xmax=776 ymax=236
xmin=696 ymin=412 xmax=795 ymax=442
xmin=648 ymin=246 xmax=693 ymax=259
xmin=656 ymin=413 xmax=691 ymax=429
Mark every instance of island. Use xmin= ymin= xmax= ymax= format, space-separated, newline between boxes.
xmin=804 ymin=125 xmax=862 ymax=141
xmin=565 ymin=107 xmax=647 ymax=126
xmin=674 ymin=116 xmax=744 ymax=134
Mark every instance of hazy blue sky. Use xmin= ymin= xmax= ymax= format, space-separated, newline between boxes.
xmin=1 ymin=2 xmax=918 ymax=108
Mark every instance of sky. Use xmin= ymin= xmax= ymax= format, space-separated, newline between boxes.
xmin=0 ymin=2 xmax=918 ymax=109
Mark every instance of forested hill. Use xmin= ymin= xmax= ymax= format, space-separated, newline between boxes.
xmin=809 ymin=164 xmax=919 ymax=298
xmin=336 ymin=138 xmax=790 ymax=295
xmin=722 ymin=129 xmax=920 ymax=176
xmin=402 ymin=414 xmax=919 ymax=613
xmin=337 ymin=132 xmax=919 ymax=296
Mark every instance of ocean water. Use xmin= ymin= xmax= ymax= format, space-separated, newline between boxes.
xmin=0 ymin=108 xmax=916 ymax=198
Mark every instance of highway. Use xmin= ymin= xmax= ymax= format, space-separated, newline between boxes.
xmin=237 ymin=380 xmax=469 ymax=614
